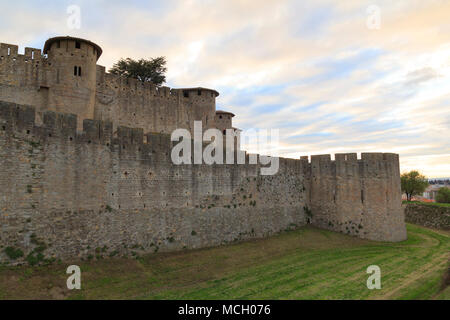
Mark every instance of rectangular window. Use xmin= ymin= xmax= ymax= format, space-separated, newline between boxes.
xmin=74 ymin=66 xmax=78 ymax=76
xmin=78 ymin=66 xmax=81 ymax=77
xmin=57 ymin=41 xmax=61 ymax=48
xmin=75 ymin=41 xmax=81 ymax=49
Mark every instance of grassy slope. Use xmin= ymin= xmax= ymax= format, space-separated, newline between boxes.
xmin=0 ymin=223 xmax=448 ymax=300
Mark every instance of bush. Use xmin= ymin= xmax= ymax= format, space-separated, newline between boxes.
xmin=4 ymin=247 xmax=24 ymax=260
xmin=436 ymin=187 xmax=450 ymax=204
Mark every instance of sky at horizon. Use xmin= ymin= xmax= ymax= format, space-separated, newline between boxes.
xmin=0 ymin=0 xmax=449 ymax=177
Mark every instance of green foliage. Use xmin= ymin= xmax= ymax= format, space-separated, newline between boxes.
xmin=109 ymin=57 xmax=167 ymax=86
xmin=4 ymin=247 xmax=24 ymax=260
xmin=303 ymin=206 xmax=312 ymax=218
xmin=401 ymin=171 xmax=429 ymax=201
xmin=191 ymin=230 xmax=197 ymax=236
xmin=1 ymin=225 xmax=449 ymax=300
xmin=26 ymin=252 xmax=44 ymax=266
xmin=105 ymin=205 xmax=113 ymax=212
xmin=109 ymin=250 xmax=119 ymax=257
xmin=435 ymin=187 xmax=450 ymax=204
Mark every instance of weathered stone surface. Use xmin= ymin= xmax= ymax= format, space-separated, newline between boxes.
xmin=0 ymin=102 xmax=406 ymax=264
xmin=0 ymin=36 xmax=407 ymax=265
xmin=0 ymin=38 xmax=220 ymax=134
xmin=404 ymin=203 xmax=450 ymax=230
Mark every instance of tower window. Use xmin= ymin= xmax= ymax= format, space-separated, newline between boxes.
xmin=223 ymin=130 xmax=226 ymax=135
xmin=219 ymin=115 xmax=222 ymax=119
xmin=75 ymin=41 xmax=81 ymax=49
xmin=57 ymin=41 xmax=61 ymax=48
xmin=74 ymin=66 xmax=82 ymax=77
xmin=197 ymin=90 xmax=201 ymax=96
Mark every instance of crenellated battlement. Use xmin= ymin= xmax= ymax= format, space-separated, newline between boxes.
xmin=0 ymin=36 xmax=406 ymax=264
xmin=0 ymin=42 xmax=44 ymax=61
xmin=0 ymin=101 xmax=400 ymax=176
xmin=95 ymin=65 xmax=217 ymax=102
xmin=306 ymin=152 xmax=399 ymax=179
xmin=0 ymin=37 xmax=222 ymax=136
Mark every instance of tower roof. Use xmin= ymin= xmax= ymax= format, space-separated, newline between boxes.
xmin=43 ymin=36 xmax=103 ymax=60
xmin=176 ymin=87 xmax=220 ymax=97
xmin=216 ymin=110 xmax=235 ymax=117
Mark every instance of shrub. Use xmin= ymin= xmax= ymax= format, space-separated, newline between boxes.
xmin=4 ymin=247 xmax=24 ymax=260
xmin=26 ymin=252 xmax=44 ymax=266
xmin=436 ymin=187 xmax=450 ymax=204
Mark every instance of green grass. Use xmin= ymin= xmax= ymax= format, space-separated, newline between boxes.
xmin=403 ymin=200 xmax=450 ymax=208
xmin=0 ymin=224 xmax=448 ymax=300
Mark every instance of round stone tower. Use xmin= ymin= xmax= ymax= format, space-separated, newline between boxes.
xmin=176 ymin=87 xmax=219 ymax=131
xmin=43 ymin=36 xmax=102 ymax=130
xmin=215 ymin=110 xmax=235 ymax=135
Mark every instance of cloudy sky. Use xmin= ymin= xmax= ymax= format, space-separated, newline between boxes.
xmin=1 ymin=0 xmax=449 ymax=177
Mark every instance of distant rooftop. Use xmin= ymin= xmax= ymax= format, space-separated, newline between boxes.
xmin=216 ymin=110 xmax=235 ymax=117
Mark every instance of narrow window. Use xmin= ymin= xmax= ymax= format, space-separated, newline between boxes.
xmin=7 ymin=47 xmax=11 ymax=56
xmin=183 ymin=91 xmax=189 ymax=98
xmin=31 ymin=51 xmax=35 ymax=60
xmin=361 ymin=190 xmax=364 ymax=203
xmin=223 ymin=130 xmax=226 ymax=135
xmin=197 ymin=89 xmax=201 ymax=96
xmin=78 ymin=66 xmax=82 ymax=77
xmin=75 ymin=41 xmax=81 ymax=49
xmin=219 ymin=115 xmax=222 ymax=119
xmin=57 ymin=41 xmax=61 ymax=48
xmin=74 ymin=66 xmax=78 ymax=76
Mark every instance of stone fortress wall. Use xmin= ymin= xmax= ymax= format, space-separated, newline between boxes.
xmin=0 ymin=37 xmax=222 ymax=134
xmin=0 ymin=37 xmax=406 ymax=264
xmin=0 ymin=102 xmax=406 ymax=263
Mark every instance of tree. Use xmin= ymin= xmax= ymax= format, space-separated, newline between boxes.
xmin=436 ymin=187 xmax=450 ymax=203
xmin=109 ymin=57 xmax=167 ymax=86
xmin=401 ymin=170 xmax=429 ymax=201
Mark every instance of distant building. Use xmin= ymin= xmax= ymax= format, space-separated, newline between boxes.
xmin=423 ymin=185 xmax=450 ymax=201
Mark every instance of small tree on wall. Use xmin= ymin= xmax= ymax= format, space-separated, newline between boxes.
xmin=109 ymin=57 xmax=167 ymax=86
xmin=401 ymin=170 xmax=429 ymax=201
xmin=436 ymin=187 xmax=450 ymax=203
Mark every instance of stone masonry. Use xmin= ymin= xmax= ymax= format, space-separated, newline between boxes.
xmin=0 ymin=37 xmax=407 ymax=264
